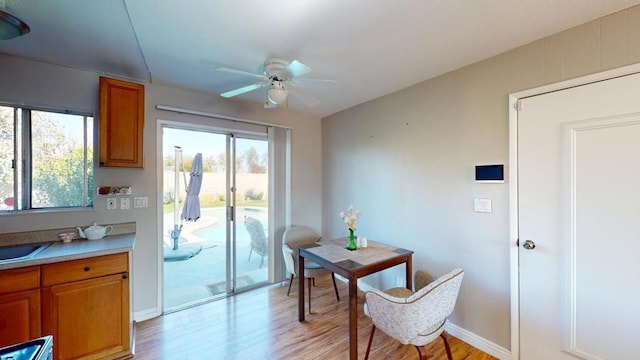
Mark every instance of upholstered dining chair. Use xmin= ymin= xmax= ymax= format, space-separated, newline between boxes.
xmin=363 ymin=268 xmax=464 ymax=360
xmin=282 ymin=226 xmax=340 ymax=312
xmin=244 ymin=216 xmax=267 ymax=268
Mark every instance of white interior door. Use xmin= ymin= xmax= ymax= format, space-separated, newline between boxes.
xmin=518 ymin=73 xmax=640 ymax=359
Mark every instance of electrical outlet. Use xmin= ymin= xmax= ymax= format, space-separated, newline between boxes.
xmin=106 ymin=198 xmax=117 ymax=210
xmin=396 ymin=276 xmax=405 ymax=288
xmin=120 ymin=197 xmax=130 ymax=210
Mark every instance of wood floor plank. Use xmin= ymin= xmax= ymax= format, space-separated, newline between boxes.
xmin=135 ymin=276 xmax=498 ymax=359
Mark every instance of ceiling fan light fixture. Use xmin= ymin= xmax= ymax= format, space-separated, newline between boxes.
xmin=0 ymin=8 xmax=30 ymax=40
xmin=267 ymin=88 xmax=287 ymax=105
xmin=214 ymin=59 xmax=332 ymax=108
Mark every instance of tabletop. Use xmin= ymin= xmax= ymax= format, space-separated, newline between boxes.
xmin=299 ymin=237 xmax=413 ymax=279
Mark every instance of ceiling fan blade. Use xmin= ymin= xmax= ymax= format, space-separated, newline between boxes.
xmin=214 ymin=66 xmax=267 ymax=80
xmin=287 ymin=83 xmax=319 ymax=107
xmin=284 ymin=60 xmax=311 ymax=78
xmin=220 ymin=83 xmax=264 ymax=98
xmin=293 ymin=78 xmax=338 ymax=88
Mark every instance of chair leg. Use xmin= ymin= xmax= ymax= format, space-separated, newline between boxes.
xmin=364 ymin=325 xmax=376 ymax=360
xmin=259 ymin=254 xmax=264 ymax=268
xmin=331 ymin=273 xmax=340 ymax=301
xmin=414 ymin=346 xmax=428 ymax=360
xmin=248 ymin=248 xmax=252 ymax=261
xmin=440 ymin=332 xmax=453 ymax=360
xmin=287 ymin=274 xmax=294 ymax=296
xmin=307 ymin=277 xmax=313 ymax=313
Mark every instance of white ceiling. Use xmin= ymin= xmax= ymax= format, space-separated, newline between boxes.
xmin=1 ymin=0 xmax=639 ymax=118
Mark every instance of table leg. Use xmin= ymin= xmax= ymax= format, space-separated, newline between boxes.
xmin=348 ymin=275 xmax=358 ymax=360
xmin=298 ymin=254 xmax=305 ymax=321
xmin=406 ymin=256 xmax=413 ymax=291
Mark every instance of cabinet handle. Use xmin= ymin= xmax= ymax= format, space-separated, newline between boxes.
xmin=122 ymin=273 xmax=128 ymax=279
xmin=84 ymin=266 xmax=90 ymax=272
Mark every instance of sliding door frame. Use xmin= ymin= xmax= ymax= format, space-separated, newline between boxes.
xmin=157 ymin=118 xmax=289 ymax=312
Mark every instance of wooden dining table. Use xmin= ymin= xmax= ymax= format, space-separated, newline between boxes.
xmin=297 ymin=238 xmax=413 ymax=360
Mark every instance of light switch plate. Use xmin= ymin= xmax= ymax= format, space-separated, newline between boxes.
xmin=474 ymin=198 xmax=492 ymax=213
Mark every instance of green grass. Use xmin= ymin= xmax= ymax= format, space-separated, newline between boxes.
xmin=163 ymin=194 xmax=267 ymax=213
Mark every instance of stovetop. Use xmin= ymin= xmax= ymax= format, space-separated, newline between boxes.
xmin=0 ymin=336 xmax=53 ymax=360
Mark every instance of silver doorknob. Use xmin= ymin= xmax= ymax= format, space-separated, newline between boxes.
xmin=522 ymin=240 xmax=536 ymax=250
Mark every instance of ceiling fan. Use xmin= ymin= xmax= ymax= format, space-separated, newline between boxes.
xmin=215 ymin=58 xmax=337 ymax=108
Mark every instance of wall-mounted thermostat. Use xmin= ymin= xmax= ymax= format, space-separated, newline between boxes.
xmin=475 ymin=164 xmax=504 ymax=183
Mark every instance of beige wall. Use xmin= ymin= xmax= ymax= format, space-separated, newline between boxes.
xmin=2 ymin=3 xmax=640 ymax=351
xmin=0 ymin=54 xmax=323 ymax=318
xmin=322 ymin=5 xmax=640 ymax=351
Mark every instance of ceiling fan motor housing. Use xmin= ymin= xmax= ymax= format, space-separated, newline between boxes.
xmin=263 ymin=58 xmax=290 ymax=78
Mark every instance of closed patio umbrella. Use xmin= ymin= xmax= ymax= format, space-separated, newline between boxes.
xmin=164 ymin=148 xmax=203 ymax=261
xmin=181 ymin=152 xmax=203 ymax=222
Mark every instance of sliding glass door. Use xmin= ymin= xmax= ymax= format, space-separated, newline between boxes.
xmin=229 ymin=136 xmax=270 ymax=293
xmin=162 ymin=126 xmax=269 ymax=312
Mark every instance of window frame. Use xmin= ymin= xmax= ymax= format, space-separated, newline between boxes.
xmin=1 ymin=103 xmax=94 ymax=213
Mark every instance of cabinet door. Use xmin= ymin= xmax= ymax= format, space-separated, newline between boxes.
xmin=0 ymin=289 xmax=40 ymax=348
xmin=42 ymin=273 xmax=130 ymax=360
xmin=99 ymin=76 xmax=144 ymax=168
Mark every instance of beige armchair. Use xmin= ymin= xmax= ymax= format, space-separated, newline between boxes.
xmin=363 ymin=268 xmax=464 ymax=360
xmin=282 ymin=226 xmax=340 ymax=312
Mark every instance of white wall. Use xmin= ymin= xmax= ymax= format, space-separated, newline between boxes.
xmin=0 ymin=54 xmax=323 ymax=318
xmin=322 ymin=5 xmax=640 ymax=352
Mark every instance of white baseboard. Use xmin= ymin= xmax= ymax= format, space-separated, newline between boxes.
xmin=133 ymin=307 xmax=162 ymax=323
xmin=446 ymin=322 xmax=511 ymax=360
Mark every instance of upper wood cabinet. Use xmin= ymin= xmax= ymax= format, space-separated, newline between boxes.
xmin=99 ymin=76 xmax=144 ymax=168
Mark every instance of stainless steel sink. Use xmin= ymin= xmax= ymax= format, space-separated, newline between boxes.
xmin=0 ymin=243 xmax=52 ymax=263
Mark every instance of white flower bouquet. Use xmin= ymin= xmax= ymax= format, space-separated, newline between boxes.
xmin=339 ymin=205 xmax=361 ymax=231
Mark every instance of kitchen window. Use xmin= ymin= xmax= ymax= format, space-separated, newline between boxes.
xmin=0 ymin=105 xmax=94 ymax=212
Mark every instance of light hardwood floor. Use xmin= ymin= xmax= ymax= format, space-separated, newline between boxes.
xmin=134 ymin=276 xmax=498 ymax=359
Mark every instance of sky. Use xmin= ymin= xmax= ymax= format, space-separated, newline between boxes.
xmin=37 ymin=111 xmax=92 ymax=145
xmin=162 ymin=127 xmax=267 ymax=159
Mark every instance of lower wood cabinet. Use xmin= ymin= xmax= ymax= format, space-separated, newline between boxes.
xmin=0 ymin=266 xmax=40 ymax=347
xmin=0 ymin=289 xmax=41 ymax=348
xmin=0 ymin=252 xmax=131 ymax=359
xmin=42 ymin=273 xmax=130 ymax=359
xmin=41 ymin=252 xmax=131 ymax=360
xmin=0 ymin=266 xmax=41 ymax=348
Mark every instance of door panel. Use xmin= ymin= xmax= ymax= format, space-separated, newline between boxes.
xmin=518 ymin=73 xmax=640 ymax=359
xmin=233 ymin=137 xmax=269 ymax=289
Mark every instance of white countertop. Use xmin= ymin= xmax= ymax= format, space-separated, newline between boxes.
xmin=0 ymin=234 xmax=135 ymax=271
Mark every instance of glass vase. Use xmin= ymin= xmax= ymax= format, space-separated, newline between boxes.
xmin=346 ymin=228 xmax=357 ymax=250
